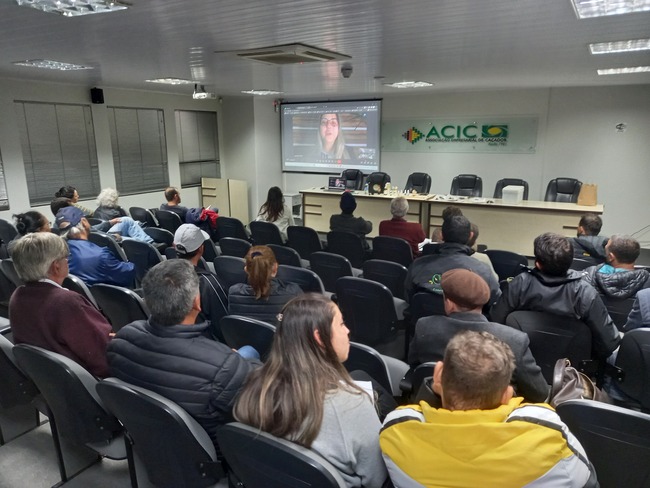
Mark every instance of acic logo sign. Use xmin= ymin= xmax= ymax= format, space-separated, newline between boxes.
xmin=403 ymin=124 xmax=509 ymax=146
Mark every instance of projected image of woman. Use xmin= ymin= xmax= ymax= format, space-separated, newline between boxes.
xmin=318 ymin=113 xmax=350 ymax=160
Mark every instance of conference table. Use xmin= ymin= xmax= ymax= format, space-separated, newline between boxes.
xmin=299 ymin=188 xmax=604 ymax=256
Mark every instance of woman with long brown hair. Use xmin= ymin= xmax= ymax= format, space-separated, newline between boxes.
xmin=254 ymin=186 xmax=294 ymax=242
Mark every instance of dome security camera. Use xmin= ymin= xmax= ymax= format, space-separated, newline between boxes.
xmin=341 ymin=65 xmax=353 ymax=79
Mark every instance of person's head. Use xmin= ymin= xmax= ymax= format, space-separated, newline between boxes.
xmin=12 ymin=232 xmax=69 ymax=284
xmin=431 ymin=227 xmax=443 ymax=242
xmin=578 ymin=214 xmax=602 ymax=237
xmin=142 ymin=260 xmax=200 ymax=326
xmin=339 ymin=191 xmax=357 ymax=215
xmin=244 ymin=245 xmax=278 ymax=299
xmin=435 ymin=331 xmax=515 ymax=411
xmin=534 ymin=232 xmax=573 ymax=276
xmin=390 ymin=196 xmax=409 ymax=218
xmin=164 ymin=187 xmax=181 ymax=204
xmin=318 ymin=113 xmax=345 ymax=157
xmin=442 ymin=205 xmax=463 ymax=222
xmin=55 ymin=207 xmax=90 ymax=240
xmin=441 ymin=215 xmax=471 ymax=244
xmin=55 ymin=185 xmax=79 ymax=203
xmin=50 ymin=197 xmax=73 ymax=216
xmin=173 ymin=224 xmax=209 ymax=262
xmin=259 ymin=186 xmax=285 ymax=222
xmin=96 ymin=187 xmax=120 ymax=208
xmin=605 ymin=234 xmax=640 ymax=267
xmin=13 ymin=211 xmax=50 ymax=236
xmin=234 ymin=294 xmax=358 ymax=448
xmin=467 ymin=222 xmax=479 ymax=248
xmin=441 ymin=268 xmax=490 ymax=314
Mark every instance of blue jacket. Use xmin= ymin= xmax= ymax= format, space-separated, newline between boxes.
xmin=68 ymin=239 xmax=135 ymax=287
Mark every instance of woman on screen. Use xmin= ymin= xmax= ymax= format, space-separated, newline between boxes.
xmin=318 ymin=113 xmax=350 ymax=160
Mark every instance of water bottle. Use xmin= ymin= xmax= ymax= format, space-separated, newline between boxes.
xmin=385 ymin=182 xmax=391 ymax=195
xmin=364 ymin=182 xmax=369 ymax=194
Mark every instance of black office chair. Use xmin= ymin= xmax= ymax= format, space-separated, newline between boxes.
xmin=421 ymin=242 xmax=442 ymax=256
xmin=276 ymin=264 xmax=325 ymax=294
xmin=0 ymin=258 xmax=24 ymax=288
xmin=309 ymin=251 xmax=354 ymax=293
xmin=505 ymin=310 xmax=593 ymax=383
xmin=154 ymin=209 xmax=183 ymax=234
xmin=216 ymin=216 xmax=249 ymax=241
xmin=121 ymin=239 xmax=164 ymax=287
xmin=0 ymin=219 xmax=18 ymax=247
xmin=287 ymin=225 xmax=324 ymax=260
xmin=268 ymin=244 xmax=303 ymax=268
xmin=90 ymin=283 xmax=149 ymax=332
xmin=341 ymin=169 xmax=364 ymax=190
xmin=404 ymin=172 xmax=432 ymax=194
xmin=614 ymin=329 xmax=650 ymax=411
xmin=143 ymin=227 xmax=174 ymax=247
xmin=571 ymin=257 xmax=598 ymax=271
xmin=220 ymin=315 xmax=276 ymax=361
xmin=250 ymin=221 xmax=284 ymax=246
xmin=362 ymin=259 xmax=408 ymax=300
xmin=62 ymin=274 xmax=99 ymax=309
xmin=96 ymin=378 xmax=225 ymax=488
xmin=450 ymin=174 xmax=482 ymax=197
xmin=399 ymin=361 xmax=437 ymax=404
xmin=218 ymin=237 xmax=251 ymax=258
xmin=544 ymin=178 xmax=582 ymax=203
xmin=408 ymin=291 xmax=446 ymax=330
xmin=493 ymin=178 xmax=529 ymax=200
xmin=219 ymin=422 xmax=346 ymax=488
xmin=336 ymin=277 xmax=405 ymax=360
xmin=213 ymin=256 xmax=247 ymax=290
xmin=129 ymin=206 xmax=159 ymax=227
xmin=601 ymin=295 xmax=636 ymax=332
xmin=202 ymin=238 xmax=220 ymax=262
xmin=556 ymin=399 xmax=650 ymax=488
xmin=372 ymin=235 xmax=413 ymax=267
xmin=343 ymin=341 xmax=393 ymax=394
xmin=327 ymin=231 xmax=366 ymax=269
xmin=88 ymin=231 xmax=129 ymax=262
xmin=485 ymin=250 xmax=528 ymax=282
xmin=366 ymin=172 xmax=391 ymax=194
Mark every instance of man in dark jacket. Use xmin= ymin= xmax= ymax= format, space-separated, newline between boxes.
xmin=409 ymin=268 xmax=549 ymax=402
xmin=491 ymin=232 xmax=620 ymax=359
xmin=573 ymin=213 xmax=608 ymax=265
xmin=329 ymin=191 xmax=372 ymax=249
xmin=107 ymin=260 xmax=261 ymax=451
xmin=160 ymin=186 xmax=189 ymax=222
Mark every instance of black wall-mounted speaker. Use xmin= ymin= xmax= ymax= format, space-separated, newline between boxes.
xmin=90 ymin=87 xmax=104 ymax=104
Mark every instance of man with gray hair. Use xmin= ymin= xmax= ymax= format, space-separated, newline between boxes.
xmin=379 ymin=196 xmax=426 ymax=256
xmin=9 ymin=232 xmax=112 ymax=377
xmin=107 ymin=259 xmax=260 ymax=452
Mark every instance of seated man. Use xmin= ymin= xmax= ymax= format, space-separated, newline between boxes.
xmin=380 ymin=331 xmax=597 ymax=488
xmin=174 ymin=224 xmax=229 ymax=341
xmin=573 ymin=213 xmax=608 ymax=265
xmin=624 ymin=288 xmax=650 ymax=332
xmin=491 ymin=232 xmax=620 ymax=359
xmin=160 ymin=186 xmax=189 ymax=222
xmin=583 ymin=234 xmax=650 ymax=300
xmin=9 ymin=233 xmax=112 ymax=377
xmin=408 ymin=269 xmax=548 ymax=402
xmin=107 ymin=259 xmax=261 ymax=452
xmin=56 ymin=207 xmax=136 ymax=287
xmin=404 ymin=215 xmax=500 ymax=304
xmin=379 ymin=196 xmax=426 ymax=256
xmin=329 ymin=191 xmax=372 ymax=250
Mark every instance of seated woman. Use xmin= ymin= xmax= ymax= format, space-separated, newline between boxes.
xmin=90 ymin=188 xmax=152 ymax=243
xmin=228 ymin=245 xmax=302 ymax=324
xmin=14 ymin=211 xmax=51 ymax=236
xmin=234 ymin=294 xmax=387 ymax=488
xmin=254 ymin=186 xmax=294 ymax=242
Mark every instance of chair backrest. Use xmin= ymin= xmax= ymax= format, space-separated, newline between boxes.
xmin=287 ymin=225 xmax=323 ymax=260
xmin=340 ymin=169 xmax=364 ymax=190
xmin=213 ymin=256 xmax=247 ymax=290
xmin=335 ymin=277 xmax=398 ymax=347
xmin=121 ymin=239 xmax=164 ymax=286
xmin=493 ymin=178 xmax=529 ymax=200
xmin=96 ymin=378 xmax=223 ymax=488
xmin=421 ymin=242 xmax=442 ymax=256
xmin=154 ymin=209 xmax=183 ymax=234
xmin=143 ymin=227 xmax=174 ymax=247
xmin=505 ymin=310 xmax=592 ymax=383
xmin=276 ymin=264 xmax=325 ymax=294
xmin=556 ymin=399 xmax=650 ymax=488
xmin=309 ymin=252 xmax=353 ymax=293
xmin=62 ymin=274 xmax=99 ymax=309
xmin=219 ymin=422 xmax=347 ymax=488
xmin=0 ymin=334 xmax=40 ymax=410
xmin=86 ymin=217 xmax=104 ymax=226
xmin=216 ymin=216 xmax=249 ymax=241
xmin=201 ymin=238 xmax=219 ymax=262
xmin=220 ymin=315 xmax=276 ymax=360
xmin=570 ymin=256 xmax=599 ymax=271
xmin=615 ymin=329 xmax=650 ymax=410
xmin=268 ymin=244 xmax=302 ymax=267
xmin=485 ymin=249 xmax=528 ymax=282
xmin=90 ymin=283 xmax=149 ymax=332
xmin=399 ymin=361 xmax=437 ymax=403
xmin=250 ymin=221 xmax=284 ymax=246
xmin=371 ymin=235 xmax=413 ymax=267
xmin=362 ymin=259 xmax=408 ymax=300
xmin=544 ymin=178 xmax=582 ymax=203
xmin=409 ymin=291 xmax=445 ymax=326
xmin=366 ymin=172 xmax=391 ymax=194
xmin=601 ymin=295 xmax=636 ymax=331
xmin=0 ymin=219 xmax=18 ymax=246
xmin=129 ymin=207 xmax=159 ymax=227
xmin=87 ymin=231 xmax=129 ymax=262
xmin=450 ymin=174 xmax=482 ymax=197
xmin=404 ymin=172 xmax=432 ymax=194
xmin=218 ymin=237 xmax=251 ymax=258
xmin=327 ymin=231 xmax=365 ymax=268
xmin=343 ymin=341 xmax=392 ymax=393
xmin=0 ymin=258 xmax=24 ymax=287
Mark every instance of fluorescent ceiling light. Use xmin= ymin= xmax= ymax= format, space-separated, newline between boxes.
xmin=12 ymin=59 xmax=93 ymax=70
xmin=571 ymin=0 xmax=650 ymax=19
xmin=590 ymin=39 xmax=650 ymax=54
xmin=145 ymin=78 xmax=195 ymax=85
xmin=241 ymin=89 xmax=284 ymax=95
xmin=15 ymin=0 xmax=128 ymax=16
xmin=597 ymin=66 xmax=650 ymax=75
xmin=384 ymin=81 xmax=433 ymax=88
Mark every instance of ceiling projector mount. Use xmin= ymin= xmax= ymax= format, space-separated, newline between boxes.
xmin=193 ymin=84 xmax=216 ymax=100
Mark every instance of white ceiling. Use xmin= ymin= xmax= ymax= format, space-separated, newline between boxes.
xmin=1 ymin=0 xmax=649 ymax=99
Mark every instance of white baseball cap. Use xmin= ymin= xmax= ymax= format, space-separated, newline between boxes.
xmin=173 ymin=224 xmax=210 ymax=254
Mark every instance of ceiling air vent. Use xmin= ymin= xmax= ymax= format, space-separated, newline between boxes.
xmin=234 ymin=43 xmax=350 ymax=65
